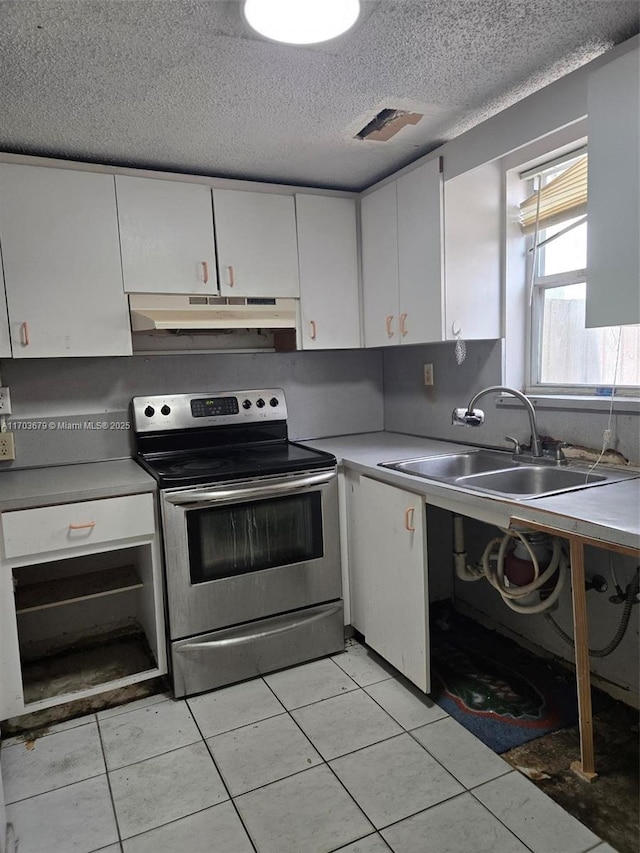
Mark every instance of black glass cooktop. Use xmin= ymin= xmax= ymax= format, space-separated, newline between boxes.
xmin=137 ymin=441 xmax=336 ymax=488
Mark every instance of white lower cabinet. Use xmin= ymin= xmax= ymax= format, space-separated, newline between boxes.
xmin=0 ymin=492 xmax=166 ymax=721
xmin=346 ymin=472 xmax=430 ymax=692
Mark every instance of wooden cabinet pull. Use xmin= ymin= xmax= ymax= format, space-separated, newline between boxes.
xmin=21 ymin=322 xmax=30 ymax=346
xmin=309 ymin=320 xmax=317 ymax=340
xmin=202 ymin=261 xmax=209 ymax=284
xmin=386 ymin=315 xmax=394 ymax=338
xmin=228 ymin=265 xmax=235 ymax=287
xmin=400 ymin=313 xmax=408 ymax=336
xmin=68 ymin=521 xmax=96 ymax=530
xmin=404 ymin=507 xmax=415 ymax=532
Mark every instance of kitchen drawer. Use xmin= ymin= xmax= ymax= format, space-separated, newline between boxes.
xmin=1 ymin=494 xmax=156 ymax=559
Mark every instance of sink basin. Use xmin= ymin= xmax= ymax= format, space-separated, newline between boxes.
xmin=458 ymin=465 xmax=606 ymax=498
xmin=380 ymin=449 xmax=639 ymax=499
xmin=384 ymin=449 xmax=517 ymax=480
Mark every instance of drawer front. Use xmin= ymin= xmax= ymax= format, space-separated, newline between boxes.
xmin=2 ymin=494 xmax=156 ymax=559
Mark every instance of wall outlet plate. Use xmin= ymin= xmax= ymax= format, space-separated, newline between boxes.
xmin=0 ymin=387 xmax=11 ymax=415
xmin=0 ymin=431 xmax=15 ymax=460
xmin=423 ymin=364 xmax=434 ymax=386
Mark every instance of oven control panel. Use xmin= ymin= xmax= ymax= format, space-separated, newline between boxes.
xmin=132 ymin=389 xmax=287 ymax=432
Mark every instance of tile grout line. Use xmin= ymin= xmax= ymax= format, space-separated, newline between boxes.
xmin=101 ymin=734 xmax=204 ymax=774
xmin=0 ymin=713 xmax=98 ymax=751
xmin=95 ymin=714 xmax=124 ymax=850
xmin=467 ymin=777 xmax=559 ymax=853
xmin=404 ymin=724 xmax=513 ymax=790
xmin=184 ymin=693 xmax=260 ymax=853
xmin=3 ymin=769 xmax=108 ymax=808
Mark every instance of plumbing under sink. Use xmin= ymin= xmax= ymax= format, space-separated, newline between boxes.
xmin=379 ymin=449 xmax=639 ymax=500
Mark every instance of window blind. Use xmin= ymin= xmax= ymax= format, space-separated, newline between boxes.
xmin=519 ymin=154 xmax=588 ymax=234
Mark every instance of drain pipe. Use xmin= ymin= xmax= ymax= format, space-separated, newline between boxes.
xmin=452 ymin=515 xmax=484 ymax=582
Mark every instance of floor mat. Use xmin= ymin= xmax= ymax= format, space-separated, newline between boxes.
xmin=429 ymin=607 xmax=609 ymax=754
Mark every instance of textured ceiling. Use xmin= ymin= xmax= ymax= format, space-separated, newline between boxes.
xmin=1 ymin=0 xmax=638 ymax=190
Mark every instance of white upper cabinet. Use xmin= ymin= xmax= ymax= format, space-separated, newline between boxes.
xmin=296 ymin=194 xmax=360 ymax=349
xmin=0 ymin=165 xmax=132 ymax=358
xmin=361 ymin=159 xmax=444 ymax=347
xmin=213 ymin=189 xmax=300 ymax=298
xmin=586 ymin=46 xmax=640 ymax=328
xmin=0 ymin=261 xmax=11 ymax=358
xmin=443 ymin=161 xmax=501 ymax=340
xmin=397 ymin=159 xmax=444 ymax=345
xmin=116 ymin=175 xmax=217 ymax=294
xmin=361 ymin=180 xmax=400 ymax=346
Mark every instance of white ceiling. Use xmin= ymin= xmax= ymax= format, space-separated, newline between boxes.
xmin=1 ymin=0 xmax=638 ymax=190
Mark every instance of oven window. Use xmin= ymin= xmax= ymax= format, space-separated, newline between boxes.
xmin=186 ymin=492 xmax=324 ymax=582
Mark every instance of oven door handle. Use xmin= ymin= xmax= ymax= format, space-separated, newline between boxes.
xmin=163 ymin=470 xmax=336 ymax=505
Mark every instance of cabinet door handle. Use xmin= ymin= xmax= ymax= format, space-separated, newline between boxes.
xmin=400 ymin=313 xmax=408 ymax=337
xmin=202 ymin=261 xmax=209 ymax=284
xmin=21 ymin=322 xmax=30 ymax=346
xmin=404 ymin=507 xmax=415 ymax=532
xmin=68 ymin=521 xmax=96 ymax=530
xmin=309 ymin=320 xmax=317 ymax=340
xmin=227 ymin=265 xmax=235 ymax=287
xmin=386 ymin=315 xmax=394 ymax=338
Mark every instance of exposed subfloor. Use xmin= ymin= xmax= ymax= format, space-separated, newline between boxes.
xmin=20 ymin=630 xmax=156 ymax=705
xmin=0 ymin=639 xmax=615 ymax=853
xmin=503 ymin=702 xmax=640 ymax=853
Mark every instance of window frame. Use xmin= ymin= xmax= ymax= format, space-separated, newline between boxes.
xmin=524 ymin=159 xmax=639 ymax=398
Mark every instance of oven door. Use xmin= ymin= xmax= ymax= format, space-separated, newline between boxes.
xmin=161 ymin=469 xmax=341 ymax=640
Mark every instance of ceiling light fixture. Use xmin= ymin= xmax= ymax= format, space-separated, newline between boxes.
xmin=243 ymin=0 xmax=360 ymax=45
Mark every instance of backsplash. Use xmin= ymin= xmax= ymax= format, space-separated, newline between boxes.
xmin=0 ymin=349 xmax=384 ymax=469
xmin=383 ymin=340 xmax=640 ymax=465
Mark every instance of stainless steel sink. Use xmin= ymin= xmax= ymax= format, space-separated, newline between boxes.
xmin=379 ymin=449 xmax=639 ymax=499
xmin=385 ymin=449 xmax=518 ymax=480
xmin=459 ymin=465 xmax=607 ymax=498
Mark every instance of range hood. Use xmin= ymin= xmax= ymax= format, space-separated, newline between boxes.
xmin=129 ymin=294 xmax=298 ymax=332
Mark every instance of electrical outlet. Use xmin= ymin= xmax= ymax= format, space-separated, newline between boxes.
xmin=423 ymin=363 xmax=434 ymax=386
xmin=0 ymin=432 xmax=15 ymax=460
xmin=0 ymin=387 xmax=11 ymax=415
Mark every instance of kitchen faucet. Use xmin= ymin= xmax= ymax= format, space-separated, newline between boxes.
xmin=452 ymin=385 xmax=546 ymax=460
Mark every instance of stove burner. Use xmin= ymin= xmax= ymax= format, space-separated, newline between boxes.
xmin=165 ymin=458 xmax=233 ymax=475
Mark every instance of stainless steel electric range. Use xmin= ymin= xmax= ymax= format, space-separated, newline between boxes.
xmin=132 ymin=389 xmax=344 ymax=698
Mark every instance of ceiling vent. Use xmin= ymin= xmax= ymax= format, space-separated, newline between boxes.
xmin=355 ymin=109 xmax=423 ymax=142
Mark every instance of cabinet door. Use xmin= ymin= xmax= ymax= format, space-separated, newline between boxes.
xmin=213 ymin=189 xmax=299 ymax=298
xmin=361 ymin=181 xmax=400 ymax=347
xmin=397 ymin=159 xmax=444 ymax=344
xmin=0 ymin=260 xmax=11 ymax=358
xmin=349 ymin=475 xmax=430 ymax=692
xmin=443 ymin=162 xmax=501 ymax=340
xmin=586 ymin=47 xmax=640 ymax=327
xmin=0 ymin=165 xmax=132 ymax=358
xmin=116 ymin=176 xmax=217 ymax=294
xmin=296 ymin=194 xmax=360 ymax=349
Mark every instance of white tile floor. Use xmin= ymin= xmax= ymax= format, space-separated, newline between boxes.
xmin=1 ymin=639 xmax=607 ymax=853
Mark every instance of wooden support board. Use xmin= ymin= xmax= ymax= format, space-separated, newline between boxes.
xmin=510 ymin=516 xmax=640 ymax=783
xmin=15 ymin=566 xmax=143 ymax=614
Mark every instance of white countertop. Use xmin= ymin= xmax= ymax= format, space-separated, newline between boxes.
xmin=0 ymin=459 xmax=157 ymax=511
xmin=301 ymin=432 xmax=640 ymax=551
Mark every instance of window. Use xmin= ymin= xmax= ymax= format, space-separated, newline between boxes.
xmin=521 ymin=152 xmax=640 ymax=394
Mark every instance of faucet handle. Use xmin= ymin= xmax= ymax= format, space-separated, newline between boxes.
xmin=505 ymin=436 xmax=522 ymax=455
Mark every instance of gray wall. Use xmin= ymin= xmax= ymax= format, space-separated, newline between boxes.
xmin=0 ymin=349 xmax=384 ymax=469
xmin=382 ymin=339 xmax=640 ymax=464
